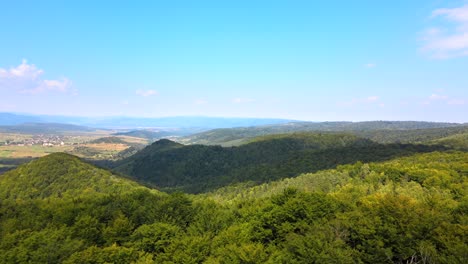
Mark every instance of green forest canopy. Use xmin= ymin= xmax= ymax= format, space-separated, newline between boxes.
xmin=0 ymin=151 xmax=467 ymax=263
xmin=113 ymin=133 xmax=451 ymax=193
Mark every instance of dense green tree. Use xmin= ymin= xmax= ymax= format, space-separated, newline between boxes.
xmin=0 ymin=150 xmax=467 ymax=263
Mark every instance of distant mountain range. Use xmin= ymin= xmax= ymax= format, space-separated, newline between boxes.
xmin=113 ymin=129 xmax=197 ymax=141
xmin=2 ymin=113 xmax=467 ymax=145
xmin=0 ymin=122 xmax=97 ymax=134
xmin=0 ymin=130 xmax=466 ymax=262
xmin=0 ymin=112 xmax=294 ymax=129
xmin=181 ymin=121 xmax=468 ymax=146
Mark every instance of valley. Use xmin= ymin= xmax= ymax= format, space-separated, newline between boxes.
xmin=3 ymin=1 xmax=467 ymax=262
xmin=0 ymin=119 xmax=467 ymax=263
xmin=0 ymin=131 xmax=147 ymax=173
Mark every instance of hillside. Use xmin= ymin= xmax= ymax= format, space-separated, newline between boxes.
xmin=205 ymin=151 xmax=468 ymax=203
xmin=0 ymin=153 xmax=194 ymax=263
xmin=112 ymin=129 xmax=192 ymax=142
xmin=0 ymin=153 xmax=145 ymax=200
xmin=88 ymin=136 xmax=129 ymax=144
xmin=181 ymin=121 xmax=466 ymax=146
xmin=1 ymin=150 xmax=466 ymax=263
xmin=113 ymin=130 xmax=167 ymax=141
xmin=357 ymin=126 xmax=468 ymax=144
xmin=114 ymin=133 xmax=449 ymax=193
xmin=428 ymin=133 xmax=468 ymax=150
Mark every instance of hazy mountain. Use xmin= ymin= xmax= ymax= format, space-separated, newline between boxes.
xmin=0 ymin=112 xmax=294 ymax=129
xmin=113 ymin=129 xmax=189 ymax=141
xmin=182 ymin=121 xmax=467 ymax=146
xmin=0 ymin=113 xmax=42 ymax=125
xmin=87 ymin=116 xmax=295 ymax=129
xmin=0 ymin=122 xmax=96 ymax=134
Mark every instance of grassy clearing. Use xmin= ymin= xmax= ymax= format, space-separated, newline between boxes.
xmin=0 ymin=145 xmax=74 ymax=158
xmin=115 ymin=135 xmax=149 ymax=144
xmin=81 ymin=143 xmax=129 ymax=151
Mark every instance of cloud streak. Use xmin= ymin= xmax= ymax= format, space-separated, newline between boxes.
xmin=423 ymin=93 xmax=465 ymax=105
xmin=338 ymin=96 xmax=381 ymax=107
xmin=0 ymin=60 xmax=73 ymax=94
xmin=194 ymin=99 xmax=208 ymax=105
xmin=421 ymin=4 xmax=468 ymax=58
xmin=232 ymin=98 xmax=255 ymax=104
xmin=136 ymin=89 xmax=158 ymax=97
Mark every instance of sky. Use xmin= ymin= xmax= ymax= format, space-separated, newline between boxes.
xmin=0 ymin=0 xmax=467 ymax=122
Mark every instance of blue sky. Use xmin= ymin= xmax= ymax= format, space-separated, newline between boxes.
xmin=0 ymin=0 xmax=467 ymax=122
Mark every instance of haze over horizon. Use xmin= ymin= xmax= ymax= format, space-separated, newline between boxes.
xmin=1 ymin=0 xmax=467 ymax=122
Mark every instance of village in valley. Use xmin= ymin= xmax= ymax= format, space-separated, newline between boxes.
xmin=2 ymin=134 xmax=69 ymax=147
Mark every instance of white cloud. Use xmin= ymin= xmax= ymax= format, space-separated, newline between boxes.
xmin=339 ymin=96 xmax=381 ymax=106
xmin=423 ymin=93 xmax=465 ymax=105
xmin=0 ymin=60 xmax=72 ymax=94
xmin=232 ymin=98 xmax=255 ymax=104
xmin=421 ymin=4 xmax=468 ymax=58
xmin=365 ymin=63 xmax=377 ymax=68
xmin=448 ymin=99 xmax=466 ymax=105
xmin=366 ymin=96 xmax=379 ymax=102
xmin=136 ymin=89 xmax=158 ymax=97
xmin=429 ymin=93 xmax=448 ymax=100
xmin=432 ymin=5 xmax=468 ymax=22
xmin=21 ymin=78 xmax=72 ymax=94
xmin=0 ymin=103 xmax=16 ymax=111
xmin=194 ymin=99 xmax=207 ymax=105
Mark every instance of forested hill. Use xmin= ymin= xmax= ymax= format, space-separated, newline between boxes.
xmin=89 ymin=136 xmax=129 ymax=144
xmin=113 ymin=129 xmax=196 ymax=141
xmin=0 ymin=154 xmax=195 ymax=263
xmin=205 ymin=151 xmax=468 ymax=203
xmin=1 ymin=150 xmax=466 ymax=262
xmin=0 ymin=153 xmax=146 ymax=200
xmin=0 ymin=147 xmax=466 ymax=262
xmin=113 ymin=133 xmax=450 ymax=193
xmin=113 ymin=130 xmax=171 ymax=142
xmin=181 ymin=121 xmax=467 ymax=146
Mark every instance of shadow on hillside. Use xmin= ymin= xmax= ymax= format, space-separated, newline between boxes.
xmin=0 ymin=157 xmax=35 ymax=174
xmin=117 ymin=141 xmax=457 ymax=194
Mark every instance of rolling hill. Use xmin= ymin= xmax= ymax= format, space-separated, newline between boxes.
xmin=428 ymin=132 xmax=468 ymax=150
xmin=181 ymin=121 xmax=468 ymax=146
xmin=112 ymin=130 xmax=183 ymax=142
xmin=0 ymin=153 xmax=146 ymax=200
xmin=205 ymin=151 xmax=468 ymax=203
xmin=113 ymin=133 xmax=450 ymax=193
xmin=0 ymin=153 xmax=192 ymax=263
xmin=1 ymin=149 xmax=466 ymax=263
xmin=89 ymin=136 xmax=129 ymax=144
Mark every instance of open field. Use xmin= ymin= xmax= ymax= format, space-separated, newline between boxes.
xmin=114 ymin=135 xmax=148 ymax=144
xmin=0 ymin=132 xmax=151 ymax=173
xmin=0 ymin=145 xmax=74 ymax=158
